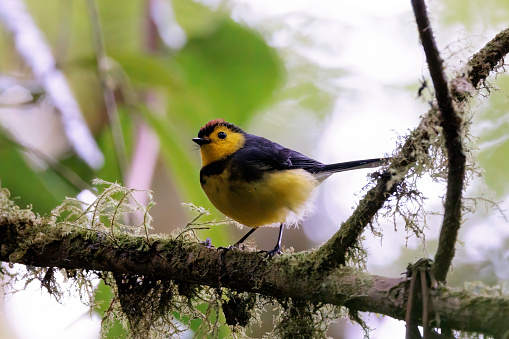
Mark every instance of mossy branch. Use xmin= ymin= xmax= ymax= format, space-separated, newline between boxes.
xmin=467 ymin=28 xmax=509 ymax=88
xmin=0 ymin=210 xmax=508 ymax=337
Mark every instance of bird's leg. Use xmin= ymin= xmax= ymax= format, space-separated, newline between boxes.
xmin=218 ymin=228 xmax=257 ymax=251
xmin=261 ymin=223 xmax=283 ymax=257
xmin=233 ymin=228 xmax=257 ymax=246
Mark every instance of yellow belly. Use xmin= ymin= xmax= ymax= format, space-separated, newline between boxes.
xmin=202 ymin=169 xmax=318 ymax=227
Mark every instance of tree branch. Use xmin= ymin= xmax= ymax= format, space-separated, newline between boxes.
xmin=314 ymin=85 xmax=440 ymax=269
xmin=468 ymin=28 xmax=509 ymax=88
xmin=412 ymin=0 xmax=465 ymax=283
xmin=315 ymin=21 xmax=509 ymax=273
xmin=0 ymin=214 xmax=508 ymax=337
xmin=313 ymin=168 xmax=396 ymax=268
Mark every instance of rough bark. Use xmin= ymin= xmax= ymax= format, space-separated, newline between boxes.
xmin=0 ymin=214 xmax=508 ymax=337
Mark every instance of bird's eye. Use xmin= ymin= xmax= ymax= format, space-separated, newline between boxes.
xmin=217 ymin=132 xmax=227 ymax=139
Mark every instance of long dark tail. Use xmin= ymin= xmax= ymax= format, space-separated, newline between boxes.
xmin=321 ymin=158 xmax=389 ymax=173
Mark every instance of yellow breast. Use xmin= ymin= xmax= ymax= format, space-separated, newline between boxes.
xmin=201 ymin=168 xmax=318 ymax=227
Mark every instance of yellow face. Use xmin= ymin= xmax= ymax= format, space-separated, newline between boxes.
xmin=199 ymin=125 xmax=245 ymax=166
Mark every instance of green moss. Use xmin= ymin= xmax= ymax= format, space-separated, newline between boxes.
xmin=270 ymin=299 xmax=346 ymax=339
xmin=1 ymin=183 xmax=357 ymax=338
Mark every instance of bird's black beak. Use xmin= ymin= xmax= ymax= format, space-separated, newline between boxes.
xmin=193 ymin=137 xmax=211 ymax=146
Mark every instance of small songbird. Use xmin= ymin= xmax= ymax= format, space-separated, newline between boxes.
xmin=193 ymin=119 xmax=387 ymax=255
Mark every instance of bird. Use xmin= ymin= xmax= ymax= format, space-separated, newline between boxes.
xmin=193 ymin=118 xmax=387 ymax=256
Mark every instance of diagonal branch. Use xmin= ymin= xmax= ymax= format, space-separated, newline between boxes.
xmin=314 ymin=92 xmax=440 ymax=269
xmin=411 ymin=0 xmax=466 ymax=283
xmin=467 ymin=28 xmax=509 ymax=88
xmin=315 ymin=23 xmax=509 ymax=271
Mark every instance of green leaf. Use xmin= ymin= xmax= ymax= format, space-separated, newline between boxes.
xmin=94 ymin=281 xmax=126 ymax=338
xmin=172 ymin=18 xmax=284 ymax=124
xmin=172 ymin=0 xmax=224 ymax=38
xmin=111 ymin=54 xmax=181 ymax=90
xmin=0 ymin=134 xmax=78 ymax=214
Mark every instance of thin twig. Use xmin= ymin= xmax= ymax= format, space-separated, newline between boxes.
xmin=124 ymin=0 xmax=163 ymax=227
xmin=411 ymin=0 xmax=466 ymax=283
xmin=85 ymin=0 xmax=128 ymax=178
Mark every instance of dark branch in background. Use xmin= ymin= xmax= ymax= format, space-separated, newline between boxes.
xmin=0 ymin=216 xmax=508 ymax=337
xmin=315 ymin=103 xmax=443 ymax=268
xmin=411 ymin=0 xmax=466 ymax=283
xmin=313 ymin=27 xmax=509 ymax=270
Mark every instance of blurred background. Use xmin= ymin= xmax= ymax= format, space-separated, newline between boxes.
xmin=0 ymin=0 xmax=508 ymax=337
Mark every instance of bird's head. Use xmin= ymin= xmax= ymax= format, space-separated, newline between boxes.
xmin=193 ymin=119 xmax=246 ymax=166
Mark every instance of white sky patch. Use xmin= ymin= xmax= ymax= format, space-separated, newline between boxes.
xmin=463 ymin=200 xmax=509 ymax=261
xmin=3 ymin=266 xmax=101 ymax=339
xmin=231 ymin=0 xmax=410 ymax=20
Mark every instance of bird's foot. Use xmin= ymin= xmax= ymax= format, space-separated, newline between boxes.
xmin=259 ymin=245 xmax=282 ymax=257
xmin=218 ymin=240 xmax=247 ymax=251
xmin=218 ymin=243 xmax=243 ymax=251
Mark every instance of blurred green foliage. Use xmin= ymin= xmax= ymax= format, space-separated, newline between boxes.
xmin=0 ymin=2 xmax=283 ymax=336
xmin=439 ymin=0 xmax=509 ymax=30
xmin=477 ymin=76 xmax=509 ymax=198
xmin=0 ymin=135 xmax=78 ymax=212
xmin=94 ymin=281 xmax=127 ymax=338
xmin=0 ymin=0 xmax=283 ymax=223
